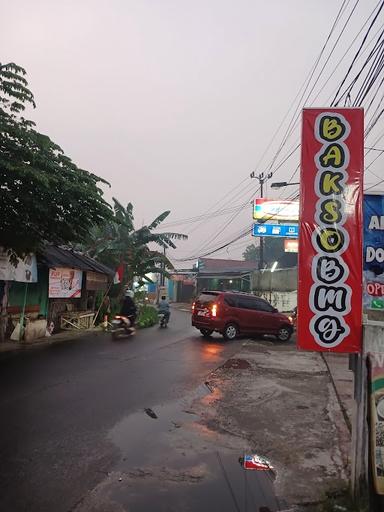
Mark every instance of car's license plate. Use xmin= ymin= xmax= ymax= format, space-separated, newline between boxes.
xmin=197 ymin=310 xmax=207 ymax=316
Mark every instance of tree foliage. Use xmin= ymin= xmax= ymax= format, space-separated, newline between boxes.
xmin=85 ymin=199 xmax=187 ymax=288
xmin=243 ymin=239 xmax=297 ymax=268
xmin=0 ymin=62 xmax=112 ymax=256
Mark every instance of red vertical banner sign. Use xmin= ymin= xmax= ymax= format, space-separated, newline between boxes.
xmin=297 ymin=108 xmax=363 ymax=353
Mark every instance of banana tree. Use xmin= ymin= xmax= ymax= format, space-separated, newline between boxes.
xmin=84 ymin=199 xmax=187 ymax=291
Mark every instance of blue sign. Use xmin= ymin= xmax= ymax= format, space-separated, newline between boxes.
xmin=364 ymin=194 xmax=384 ymax=310
xmin=252 ymin=223 xmax=299 ymax=238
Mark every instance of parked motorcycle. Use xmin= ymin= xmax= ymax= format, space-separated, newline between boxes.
xmin=111 ymin=315 xmax=136 ymax=340
xmin=288 ymin=307 xmax=297 ymax=329
xmin=158 ymin=313 xmax=169 ymax=328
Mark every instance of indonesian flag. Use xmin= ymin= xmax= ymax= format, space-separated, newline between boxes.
xmin=243 ymin=454 xmax=273 ymax=471
xmin=114 ymin=264 xmax=124 ymax=284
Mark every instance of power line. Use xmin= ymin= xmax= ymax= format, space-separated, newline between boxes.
xmin=277 ymin=5 xmax=384 ymax=196
xmin=332 ymin=0 xmax=384 ymax=105
xmin=161 ymin=201 xmax=250 ymax=228
xmin=176 ymin=191 xmax=301 ymax=262
xmin=262 ymin=5 xmax=372 ymax=197
xmin=179 ymin=0 xmax=360 ymax=249
xmin=264 ymin=0 xmax=360 ymax=180
xmin=174 ymin=1 xmax=384 ymax=263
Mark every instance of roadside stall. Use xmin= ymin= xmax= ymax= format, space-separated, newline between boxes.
xmin=40 ymin=246 xmax=114 ymax=332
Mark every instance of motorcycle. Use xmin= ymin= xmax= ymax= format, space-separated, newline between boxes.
xmin=158 ymin=313 xmax=169 ymax=328
xmin=111 ymin=315 xmax=136 ymax=340
xmin=288 ymin=307 xmax=297 ymax=329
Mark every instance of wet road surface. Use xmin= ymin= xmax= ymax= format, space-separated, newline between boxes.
xmin=0 ymin=309 xmax=281 ymax=512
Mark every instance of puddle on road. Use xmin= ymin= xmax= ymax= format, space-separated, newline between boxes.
xmin=107 ymin=386 xmax=284 ymax=512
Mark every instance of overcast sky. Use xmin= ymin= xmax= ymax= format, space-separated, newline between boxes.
xmin=2 ymin=0 xmax=381 ymax=265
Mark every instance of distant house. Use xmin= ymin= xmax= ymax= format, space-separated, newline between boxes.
xmin=196 ymin=258 xmax=258 ymax=293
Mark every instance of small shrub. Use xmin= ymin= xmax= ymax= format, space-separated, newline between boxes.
xmin=314 ymin=488 xmax=369 ymax=512
xmin=137 ymin=305 xmax=158 ymax=329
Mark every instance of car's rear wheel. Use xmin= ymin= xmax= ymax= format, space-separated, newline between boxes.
xmin=200 ymin=329 xmax=213 ymax=338
xmin=277 ymin=326 xmax=292 ymax=342
xmin=223 ymin=323 xmax=238 ymax=341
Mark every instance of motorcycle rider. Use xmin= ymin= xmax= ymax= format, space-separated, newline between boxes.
xmin=120 ymin=289 xmax=137 ymax=327
xmin=158 ymin=295 xmax=170 ymax=324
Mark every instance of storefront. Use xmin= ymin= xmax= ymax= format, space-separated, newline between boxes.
xmin=40 ymin=246 xmax=114 ymax=331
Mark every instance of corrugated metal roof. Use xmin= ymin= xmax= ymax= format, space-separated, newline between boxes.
xmin=38 ymin=246 xmax=114 ymax=276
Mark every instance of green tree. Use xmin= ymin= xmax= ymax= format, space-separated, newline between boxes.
xmin=0 ymin=62 xmax=112 ymax=256
xmin=243 ymin=244 xmax=259 ymax=262
xmin=243 ymin=239 xmax=297 ymax=268
xmin=85 ymin=199 xmax=187 ymax=289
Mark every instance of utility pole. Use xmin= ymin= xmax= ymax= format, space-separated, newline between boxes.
xmin=250 ymin=171 xmax=272 ymax=270
xmin=160 ymin=246 xmax=166 ymax=287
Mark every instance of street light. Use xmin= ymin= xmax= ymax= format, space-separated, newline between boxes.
xmin=271 ymin=181 xmax=300 ymax=189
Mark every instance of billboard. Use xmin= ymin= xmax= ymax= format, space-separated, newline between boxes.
xmin=284 ymin=239 xmax=299 ymax=253
xmin=49 ymin=268 xmax=83 ymax=298
xmin=364 ymin=194 xmax=384 ymax=310
xmin=369 ymin=353 xmax=384 ymax=494
xmin=297 ymin=108 xmax=363 ymax=353
xmin=253 ymin=199 xmax=299 ymax=222
xmin=252 ymin=223 xmax=299 ymax=238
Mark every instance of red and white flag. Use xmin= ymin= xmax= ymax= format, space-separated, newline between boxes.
xmin=114 ymin=264 xmax=124 ymax=284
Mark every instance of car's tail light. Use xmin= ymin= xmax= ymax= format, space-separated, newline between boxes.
xmin=115 ymin=315 xmax=121 ymax=319
xmin=211 ymin=304 xmax=218 ymax=317
xmin=192 ymin=302 xmax=195 ymax=313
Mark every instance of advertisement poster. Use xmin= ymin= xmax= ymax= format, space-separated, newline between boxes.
xmin=364 ymin=194 xmax=384 ymax=310
xmin=297 ymin=108 xmax=363 ymax=353
xmin=49 ymin=268 xmax=82 ymax=298
xmin=369 ymin=353 xmax=384 ymax=495
xmin=0 ymin=250 xmax=37 ymax=282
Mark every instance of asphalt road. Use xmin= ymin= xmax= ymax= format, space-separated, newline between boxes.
xmin=0 ymin=308 xmax=280 ymax=512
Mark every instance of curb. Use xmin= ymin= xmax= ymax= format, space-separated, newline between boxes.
xmin=0 ymin=329 xmax=101 ymax=357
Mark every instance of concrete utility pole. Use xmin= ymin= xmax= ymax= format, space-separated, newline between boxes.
xmin=250 ymin=171 xmax=272 ymax=270
xmin=160 ymin=246 xmax=166 ymax=287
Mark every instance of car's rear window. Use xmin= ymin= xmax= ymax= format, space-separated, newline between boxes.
xmin=197 ymin=292 xmax=220 ymax=304
xmin=224 ymin=295 xmax=237 ymax=307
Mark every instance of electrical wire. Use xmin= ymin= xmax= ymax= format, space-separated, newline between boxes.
xmin=174 ymin=1 xmax=384 ymax=263
xmin=178 ymin=0 xmax=360 ymax=249
xmin=263 ymin=0 xmax=359 ymax=181
xmin=332 ymin=0 xmax=384 ymax=105
xmin=168 ymin=1 xmax=375 ymax=244
xmin=278 ymin=4 xmax=384 ymax=198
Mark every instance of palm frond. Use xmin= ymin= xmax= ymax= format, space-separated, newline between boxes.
xmin=148 ymin=210 xmax=171 ymax=230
